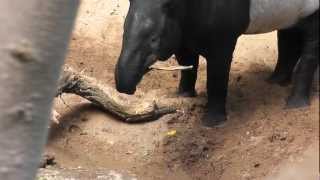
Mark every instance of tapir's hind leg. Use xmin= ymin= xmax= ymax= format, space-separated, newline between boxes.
xmin=267 ymin=29 xmax=302 ymax=86
xmin=176 ymin=51 xmax=199 ymax=97
xmin=287 ymin=11 xmax=319 ymax=108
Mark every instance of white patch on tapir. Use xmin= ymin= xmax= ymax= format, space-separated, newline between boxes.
xmin=246 ymin=0 xmax=319 ymax=34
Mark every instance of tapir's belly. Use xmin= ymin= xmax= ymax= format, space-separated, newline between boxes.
xmin=245 ymin=0 xmax=319 ymax=34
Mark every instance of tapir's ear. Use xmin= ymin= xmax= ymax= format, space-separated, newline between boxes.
xmin=162 ymin=0 xmax=179 ymax=17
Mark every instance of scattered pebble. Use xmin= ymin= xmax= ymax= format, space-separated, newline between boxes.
xmin=254 ymin=163 xmax=261 ymax=168
xmin=39 ymin=154 xmax=56 ymax=168
xmin=166 ymin=130 xmax=177 ymax=137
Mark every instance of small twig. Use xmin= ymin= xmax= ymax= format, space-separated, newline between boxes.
xmin=59 ymin=94 xmax=72 ymax=110
xmin=150 ymin=65 xmax=193 ymax=71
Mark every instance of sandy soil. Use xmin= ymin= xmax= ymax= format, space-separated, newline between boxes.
xmin=40 ymin=0 xmax=319 ymax=179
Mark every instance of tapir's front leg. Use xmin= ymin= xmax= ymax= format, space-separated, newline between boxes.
xmin=203 ymin=37 xmax=238 ymax=127
xmin=176 ymin=51 xmax=199 ymax=97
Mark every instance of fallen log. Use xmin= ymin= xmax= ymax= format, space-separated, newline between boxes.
xmin=55 ymin=66 xmax=177 ymax=123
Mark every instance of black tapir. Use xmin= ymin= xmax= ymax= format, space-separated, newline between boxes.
xmin=115 ymin=0 xmax=319 ymax=127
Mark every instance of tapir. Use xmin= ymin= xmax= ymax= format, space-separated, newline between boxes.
xmin=115 ymin=0 xmax=319 ymax=127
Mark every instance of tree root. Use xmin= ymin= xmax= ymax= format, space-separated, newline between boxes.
xmin=55 ymin=66 xmax=177 ymax=123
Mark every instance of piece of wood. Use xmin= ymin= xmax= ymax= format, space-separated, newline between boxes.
xmin=56 ymin=67 xmax=176 ymax=123
xmin=150 ymin=64 xmax=193 ymax=71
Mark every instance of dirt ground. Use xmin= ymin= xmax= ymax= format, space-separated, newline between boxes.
xmin=40 ymin=0 xmax=319 ymax=179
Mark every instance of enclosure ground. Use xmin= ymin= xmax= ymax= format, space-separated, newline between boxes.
xmin=39 ymin=1 xmax=319 ymax=179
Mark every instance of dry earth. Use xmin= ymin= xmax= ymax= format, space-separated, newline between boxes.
xmin=38 ymin=0 xmax=319 ymax=179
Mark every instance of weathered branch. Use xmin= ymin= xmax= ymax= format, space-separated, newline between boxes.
xmin=56 ymin=67 xmax=177 ymax=123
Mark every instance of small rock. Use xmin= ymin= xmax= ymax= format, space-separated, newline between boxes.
xmin=107 ymin=140 xmax=115 ymax=145
xmin=80 ymin=132 xmax=88 ymax=136
xmin=126 ymin=151 xmax=133 ymax=155
xmin=172 ymin=73 xmax=178 ymax=78
xmin=254 ymin=163 xmax=261 ymax=168
xmin=39 ymin=154 xmax=56 ymax=168
xmin=68 ymin=124 xmax=81 ymax=133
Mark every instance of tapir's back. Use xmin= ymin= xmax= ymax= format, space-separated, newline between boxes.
xmin=245 ymin=0 xmax=319 ymax=34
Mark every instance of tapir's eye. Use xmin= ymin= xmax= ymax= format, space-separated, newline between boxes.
xmin=150 ymin=35 xmax=160 ymax=49
xmin=151 ymin=35 xmax=158 ymax=42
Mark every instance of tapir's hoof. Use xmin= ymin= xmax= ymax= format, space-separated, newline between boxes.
xmin=177 ymin=89 xmax=197 ymax=97
xmin=202 ymin=113 xmax=227 ymax=128
xmin=286 ymin=95 xmax=310 ymax=109
xmin=266 ymin=74 xmax=291 ymax=86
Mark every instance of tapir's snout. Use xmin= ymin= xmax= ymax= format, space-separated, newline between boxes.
xmin=116 ymin=84 xmax=136 ymax=95
xmin=115 ymin=76 xmax=137 ymax=95
xmin=115 ymin=61 xmax=139 ymax=95
xmin=115 ymin=48 xmax=158 ymax=95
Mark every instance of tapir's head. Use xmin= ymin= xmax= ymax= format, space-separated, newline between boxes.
xmin=115 ymin=0 xmax=183 ymax=94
